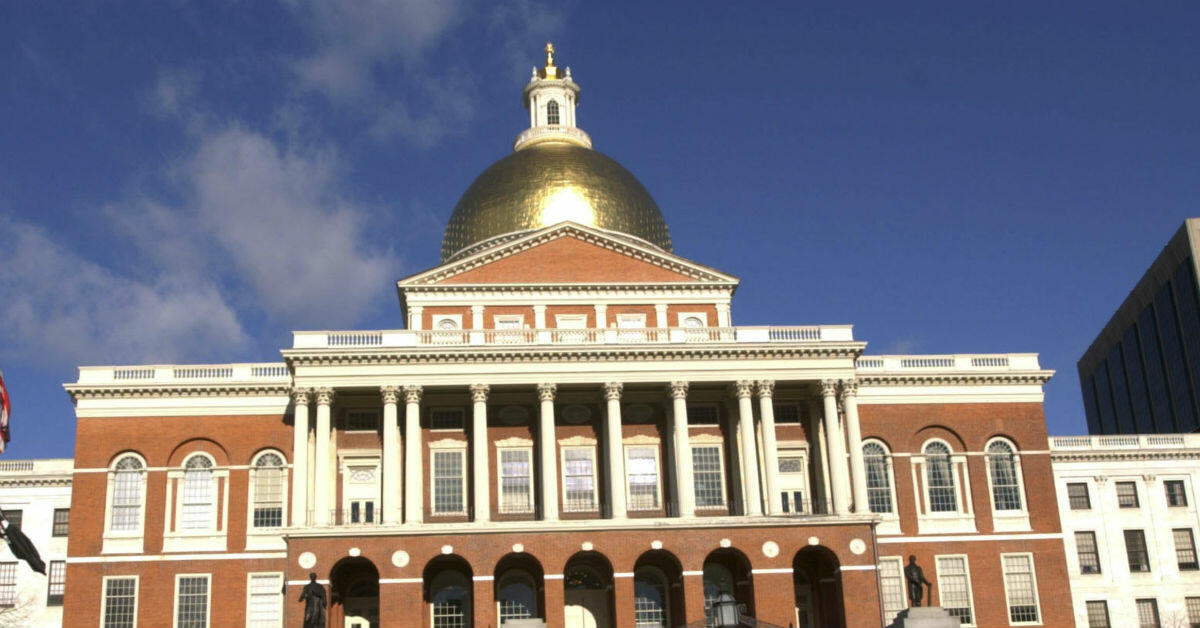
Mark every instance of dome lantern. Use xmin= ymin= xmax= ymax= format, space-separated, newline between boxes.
xmin=515 ymin=42 xmax=592 ymax=151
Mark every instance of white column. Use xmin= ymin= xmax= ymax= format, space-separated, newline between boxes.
xmin=716 ymin=303 xmax=731 ymax=327
xmin=533 ymin=305 xmax=547 ymax=329
xmin=403 ymin=386 xmax=423 ymax=524
xmin=604 ymin=383 xmax=628 ymax=520
xmin=734 ymin=381 xmax=763 ymax=515
xmin=654 ymin=304 xmax=669 ymax=328
xmin=538 ymin=383 xmax=559 ymax=521
xmin=670 ymin=381 xmax=695 ymax=517
xmin=594 ymin=304 xmax=607 ymax=328
xmin=756 ymin=381 xmax=781 ymax=515
xmin=409 ymin=306 xmax=424 ymax=330
xmin=290 ymin=389 xmax=311 ymax=526
xmin=313 ymin=388 xmax=334 ymax=525
xmin=841 ymin=380 xmax=869 ymax=513
xmin=820 ymin=380 xmax=851 ymax=515
xmin=471 ymin=305 xmax=485 ymax=329
xmin=381 ymin=386 xmax=401 ymax=525
xmin=808 ymin=400 xmax=830 ymax=513
xmin=470 ymin=384 xmax=491 ymax=522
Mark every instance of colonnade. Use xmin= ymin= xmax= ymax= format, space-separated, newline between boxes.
xmin=288 ymin=379 xmax=868 ymax=526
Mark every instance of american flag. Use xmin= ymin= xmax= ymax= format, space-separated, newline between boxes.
xmin=0 ymin=365 xmax=9 ymax=454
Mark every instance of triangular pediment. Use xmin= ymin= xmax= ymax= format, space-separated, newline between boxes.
xmin=399 ymin=222 xmax=738 ymax=287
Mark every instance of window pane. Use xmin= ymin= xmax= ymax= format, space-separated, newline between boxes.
xmin=1068 ymin=483 xmax=1091 ymax=510
xmin=0 ymin=563 xmax=16 ymax=606
xmin=688 ymin=405 xmax=719 ymax=425
xmin=253 ymin=454 xmax=284 ymax=528
xmin=1125 ymin=530 xmax=1151 ymax=572
xmin=546 ymin=100 xmax=560 ymax=125
xmin=626 ymin=447 xmax=659 ymax=511
xmin=53 ymin=508 xmax=70 ymax=537
xmin=935 ymin=556 xmax=973 ymax=625
xmin=176 ymin=576 xmax=209 ymax=628
xmin=1002 ymin=554 xmax=1039 ymax=623
xmin=1186 ymin=597 xmax=1200 ymax=628
xmin=1166 ymin=480 xmax=1189 ymax=507
xmin=181 ymin=457 xmax=214 ymax=530
xmin=497 ymin=576 xmax=535 ymax=622
xmin=112 ymin=459 xmax=144 ymax=531
xmin=1075 ymin=531 xmax=1101 ymax=574
xmin=924 ymin=444 xmax=958 ymax=513
xmin=987 ymin=442 xmax=1022 ymax=511
xmin=878 ymin=557 xmax=906 ymax=625
xmin=103 ymin=577 xmax=137 ymax=628
xmin=248 ymin=573 xmax=283 ymax=628
xmin=634 ymin=571 xmax=667 ymax=628
xmin=499 ymin=449 xmax=532 ymax=513
xmin=433 ymin=451 xmax=465 ymax=514
xmin=692 ymin=446 xmax=725 ymax=508
xmin=47 ymin=560 xmax=66 ymax=605
xmin=563 ymin=448 xmax=596 ymax=512
xmin=1175 ymin=528 xmax=1199 ymax=570
xmin=1086 ymin=601 xmax=1110 ymax=628
xmin=431 ymin=409 xmax=464 ymax=430
xmin=1117 ymin=482 xmax=1140 ymax=508
xmin=864 ymin=443 xmax=894 ymax=514
xmin=1136 ymin=598 xmax=1160 ymax=628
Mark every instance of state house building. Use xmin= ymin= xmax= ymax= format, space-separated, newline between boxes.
xmin=62 ymin=46 xmax=1073 ymax=628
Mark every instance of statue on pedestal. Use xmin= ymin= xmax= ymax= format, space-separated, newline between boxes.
xmin=905 ymin=555 xmax=932 ymax=607
xmin=299 ymin=573 xmax=327 ymax=628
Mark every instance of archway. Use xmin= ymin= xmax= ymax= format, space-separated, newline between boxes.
xmin=703 ymin=548 xmax=754 ymax=625
xmin=632 ymin=550 xmax=684 ymax=628
xmin=793 ymin=547 xmax=843 ymax=628
xmin=495 ymin=552 xmax=545 ymax=625
xmin=563 ymin=551 xmax=614 ymax=628
xmin=330 ymin=557 xmax=380 ymax=628
xmin=425 ymin=555 xmax=474 ymax=628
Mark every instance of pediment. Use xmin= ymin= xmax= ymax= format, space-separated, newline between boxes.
xmin=399 ymin=222 xmax=738 ymax=287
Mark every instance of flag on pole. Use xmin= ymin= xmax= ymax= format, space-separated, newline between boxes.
xmin=1 ymin=510 xmax=44 ymax=575
xmin=0 ymin=364 xmax=9 ymax=454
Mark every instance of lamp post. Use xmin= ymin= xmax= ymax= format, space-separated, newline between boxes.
xmin=714 ymin=592 xmax=740 ymax=628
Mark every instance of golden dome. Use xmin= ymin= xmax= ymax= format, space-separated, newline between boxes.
xmin=441 ymin=142 xmax=672 ymax=261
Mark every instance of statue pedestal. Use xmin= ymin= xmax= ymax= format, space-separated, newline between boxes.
xmin=893 ymin=607 xmax=960 ymax=628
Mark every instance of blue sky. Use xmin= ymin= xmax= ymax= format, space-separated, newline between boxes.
xmin=2 ymin=2 xmax=1199 ymax=458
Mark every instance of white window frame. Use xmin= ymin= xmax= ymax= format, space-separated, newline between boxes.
xmin=878 ymin=556 xmax=907 ymax=626
xmin=1000 ymin=552 xmax=1041 ymax=626
xmin=913 ymin=439 xmax=976 ymax=534
xmin=560 ymin=445 xmax=599 ymax=513
xmin=861 ymin=439 xmax=900 ymax=533
xmin=616 ymin=313 xmax=646 ymax=328
xmin=677 ymin=312 xmax=709 ymax=327
xmin=984 ymin=437 xmax=1031 ymax=531
xmin=554 ymin=314 xmax=588 ymax=329
xmin=934 ymin=554 xmax=976 ymax=627
xmin=776 ymin=444 xmax=812 ymax=515
xmin=104 ymin=453 xmax=148 ymax=554
xmin=245 ymin=572 xmax=284 ymax=628
xmin=172 ymin=573 xmax=211 ymax=628
xmin=492 ymin=314 xmax=525 ymax=329
xmin=690 ymin=441 xmax=727 ymax=510
xmin=429 ymin=407 xmax=465 ymax=432
xmin=429 ymin=441 xmax=468 ymax=516
xmin=433 ymin=314 xmax=462 ymax=330
xmin=624 ymin=441 xmax=663 ymax=512
xmin=247 ymin=450 xmax=288 ymax=539
xmin=164 ymin=453 xmax=229 ymax=552
xmin=339 ymin=453 xmax=382 ymax=525
xmin=101 ymin=575 xmax=139 ymax=628
xmin=497 ymin=444 xmax=535 ymax=514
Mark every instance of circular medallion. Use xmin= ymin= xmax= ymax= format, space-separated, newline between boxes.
xmin=581 ymin=542 xmax=594 ymax=551
xmin=512 ymin=543 xmax=525 ymax=553
xmin=849 ymin=539 xmax=867 ymax=555
xmin=807 ymin=536 xmax=820 ymax=546
xmin=441 ymin=545 xmax=454 ymax=555
xmin=762 ymin=542 xmax=779 ymax=558
xmin=720 ymin=538 xmax=732 ymax=548
xmin=651 ymin=540 xmax=663 ymax=550
xmin=348 ymin=547 xmax=361 ymax=557
xmin=298 ymin=552 xmax=317 ymax=569
xmin=391 ymin=551 xmax=410 ymax=568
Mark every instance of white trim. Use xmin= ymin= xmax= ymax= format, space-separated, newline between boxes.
xmin=433 ymin=314 xmax=462 ymax=331
xmin=613 ymin=572 xmax=634 ymax=578
xmin=999 ymin=552 xmax=1042 ymax=626
xmin=543 ymin=574 xmax=565 ymax=580
xmin=245 ymin=571 xmax=284 ymax=628
xmin=838 ymin=565 xmax=877 ymax=571
xmin=429 ymin=446 xmax=468 ymax=516
xmin=877 ymin=533 xmax=1063 ymax=544
xmin=492 ymin=314 xmax=526 ymax=330
xmin=472 ymin=575 xmax=495 ymax=581
xmin=377 ymin=578 xmax=423 ymax=584
xmin=247 ymin=449 xmax=289 ymax=537
xmin=172 ymin=573 xmax=212 ymax=628
xmin=287 ymin=579 xmax=331 ymax=586
xmin=622 ymin=434 xmax=660 ymax=446
xmin=70 ymin=551 xmax=287 ymax=563
xmin=691 ymin=442 xmax=728 ymax=510
xmin=933 ymin=554 xmax=976 ymax=626
xmin=101 ymin=574 xmax=139 ymax=628
xmin=681 ymin=570 xmax=704 ymax=576
xmin=497 ymin=445 xmax=535 ymax=514
xmin=750 ymin=567 xmax=794 ymax=574
xmin=677 ymin=312 xmax=709 ymax=328
xmin=560 ymin=445 xmax=599 ymax=513
xmin=624 ymin=444 xmax=663 ymax=512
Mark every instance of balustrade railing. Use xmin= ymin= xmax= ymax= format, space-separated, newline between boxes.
xmin=1050 ymin=434 xmax=1200 ymax=450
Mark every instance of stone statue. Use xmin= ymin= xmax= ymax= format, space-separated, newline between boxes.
xmin=299 ymin=573 xmax=327 ymax=628
xmin=905 ymin=555 xmax=932 ymax=607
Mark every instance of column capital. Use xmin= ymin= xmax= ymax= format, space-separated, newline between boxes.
xmin=380 ymin=386 xmax=399 ymax=405
xmin=668 ymin=380 xmax=689 ymax=400
xmin=469 ymin=383 xmax=490 ymax=403
xmin=403 ymin=385 xmax=423 ymax=404
xmin=756 ymin=380 xmax=775 ymax=398
xmin=732 ymin=380 xmax=755 ymax=399
xmin=604 ymin=382 xmax=623 ymax=401
xmin=819 ymin=379 xmax=838 ymax=398
xmin=470 ymin=304 xmax=485 ymax=314
xmin=314 ymin=387 xmax=335 ymax=406
xmin=838 ymin=379 xmax=859 ymax=402
xmin=538 ymin=383 xmax=557 ymax=402
xmin=291 ymin=388 xmax=312 ymax=406
xmin=532 ymin=304 xmax=547 ymax=313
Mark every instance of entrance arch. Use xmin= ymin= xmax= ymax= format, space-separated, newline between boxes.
xmin=563 ymin=551 xmax=614 ymax=628
xmin=703 ymin=548 xmax=754 ymax=624
xmin=330 ymin=557 xmax=380 ymax=628
xmin=632 ymin=550 xmax=684 ymax=628
xmin=425 ymin=555 xmax=474 ymax=628
xmin=495 ymin=552 xmax=545 ymax=625
xmin=793 ymin=547 xmax=843 ymax=628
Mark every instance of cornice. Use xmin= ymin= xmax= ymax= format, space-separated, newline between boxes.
xmin=65 ymin=382 xmax=292 ymax=402
xmin=857 ymin=372 xmax=1054 ymax=387
xmin=1051 ymin=450 xmax=1200 ymax=463
xmin=0 ymin=477 xmax=72 ymax=487
xmin=401 ymin=282 xmax=736 ymax=294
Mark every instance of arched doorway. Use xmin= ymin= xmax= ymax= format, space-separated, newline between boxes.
xmin=793 ymin=547 xmax=843 ymax=628
xmin=495 ymin=553 xmax=545 ymax=625
xmin=632 ymin=550 xmax=684 ymax=628
xmin=703 ymin=549 xmax=754 ymax=626
xmin=425 ymin=555 xmax=474 ymax=628
xmin=563 ymin=551 xmax=614 ymax=628
xmin=330 ymin=557 xmax=380 ymax=628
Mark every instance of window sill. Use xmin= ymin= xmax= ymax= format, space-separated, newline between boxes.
xmin=101 ymin=535 xmax=144 ymax=554
xmin=245 ymin=532 xmax=286 ymax=551
xmin=916 ymin=513 xmax=976 ymax=535
xmin=163 ymin=533 xmax=226 ymax=553
xmin=991 ymin=511 xmax=1031 ymax=532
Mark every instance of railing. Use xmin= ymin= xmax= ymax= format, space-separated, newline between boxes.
xmin=292 ymin=325 xmax=854 ymax=349
xmin=855 ymin=354 xmax=1043 ymax=372
xmin=1050 ymin=434 xmax=1200 ymax=450
xmin=0 ymin=461 xmax=34 ymax=472
xmin=0 ymin=459 xmax=73 ymax=473
xmin=513 ymin=125 xmax=593 ymax=149
xmin=75 ymin=363 xmax=291 ymax=386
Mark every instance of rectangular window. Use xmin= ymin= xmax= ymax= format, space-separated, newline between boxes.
xmin=692 ymin=445 xmax=726 ymax=508
xmin=53 ymin=508 xmax=70 ymax=537
xmin=878 ymin=557 xmax=906 ymax=625
xmin=778 ymin=455 xmax=804 ymax=473
xmin=1187 ymin=597 xmax=1200 ymax=628
xmin=1086 ymin=601 xmax=1110 ymax=628
xmin=176 ymin=575 xmax=210 ymax=628
xmin=1125 ymin=529 xmax=1151 ymax=572
xmin=247 ymin=573 xmax=283 ymax=628
xmin=1166 ymin=480 xmax=1189 ymax=507
xmin=103 ymin=577 xmax=138 ymax=628
xmin=0 ymin=562 xmax=15 ymax=606
xmin=934 ymin=556 xmax=974 ymax=625
xmin=498 ymin=448 xmax=533 ymax=514
xmin=180 ymin=471 xmax=214 ymax=530
xmin=47 ymin=560 xmax=66 ymax=605
xmin=1175 ymin=528 xmax=1199 ymax=570
xmin=1067 ymin=483 xmax=1091 ymax=510
xmin=2 ymin=511 xmax=20 ymax=531
xmin=688 ymin=405 xmax=719 ymax=425
xmin=252 ymin=466 xmax=284 ymax=529
xmin=1001 ymin=554 xmax=1039 ymax=624
xmin=344 ymin=410 xmax=379 ymax=431
xmin=562 ymin=447 xmax=597 ymax=512
xmin=773 ymin=403 xmax=801 ymax=424
xmin=1136 ymin=599 xmax=1160 ymax=628
xmin=430 ymin=408 xmax=464 ymax=430
xmin=626 ymin=446 xmax=660 ymax=511
xmin=432 ymin=450 xmax=465 ymax=514
xmin=1117 ymin=481 xmax=1140 ymax=508
xmin=1075 ymin=531 xmax=1101 ymax=574
xmin=112 ymin=471 xmax=143 ymax=532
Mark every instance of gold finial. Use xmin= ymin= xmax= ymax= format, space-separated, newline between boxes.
xmin=542 ymin=42 xmax=558 ymax=78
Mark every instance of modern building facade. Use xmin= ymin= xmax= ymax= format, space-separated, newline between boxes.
xmin=0 ymin=458 xmax=72 ymax=628
xmin=1052 ymin=433 xmax=1200 ymax=628
xmin=62 ymin=46 xmax=1074 ymax=628
xmin=1078 ymin=219 xmax=1200 ymax=435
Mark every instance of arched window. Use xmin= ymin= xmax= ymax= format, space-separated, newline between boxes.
xmin=702 ymin=563 xmax=735 ymax=627
xmin=633 ymin=567 xmax=668 ymax=628
xmin=497 ymin=570 xmax=536 ymax=623
xmin=863 ymin=441 xmax=895 ymax=514
xmin=251 ymin=451 xmax=285 ymax=529
xmin=923 ymin=441 xmax=957 ymax=513
xmin=986 ymin=439 xmax=1023 ymax=511
xmin=180 ymin=454 xmax=215 ymax=530
xmin=110 ymin=455 xmax=145 ymax=532
xmin=431 ymin=570 xmax=471 ymax=628
xmin=546 ymin=100 xmax=560 ymax=125
xmin=564 ymin=565 xmax=604 ymax=590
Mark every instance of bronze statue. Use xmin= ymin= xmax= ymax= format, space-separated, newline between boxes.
xmin=904 ymin=555 xmax=932 ymax=607
xmin=299 ymin=573 xmax=327 ymax=628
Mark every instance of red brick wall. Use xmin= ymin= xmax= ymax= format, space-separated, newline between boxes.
xmin=434 ymin=236 xmax=697 ymax=284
